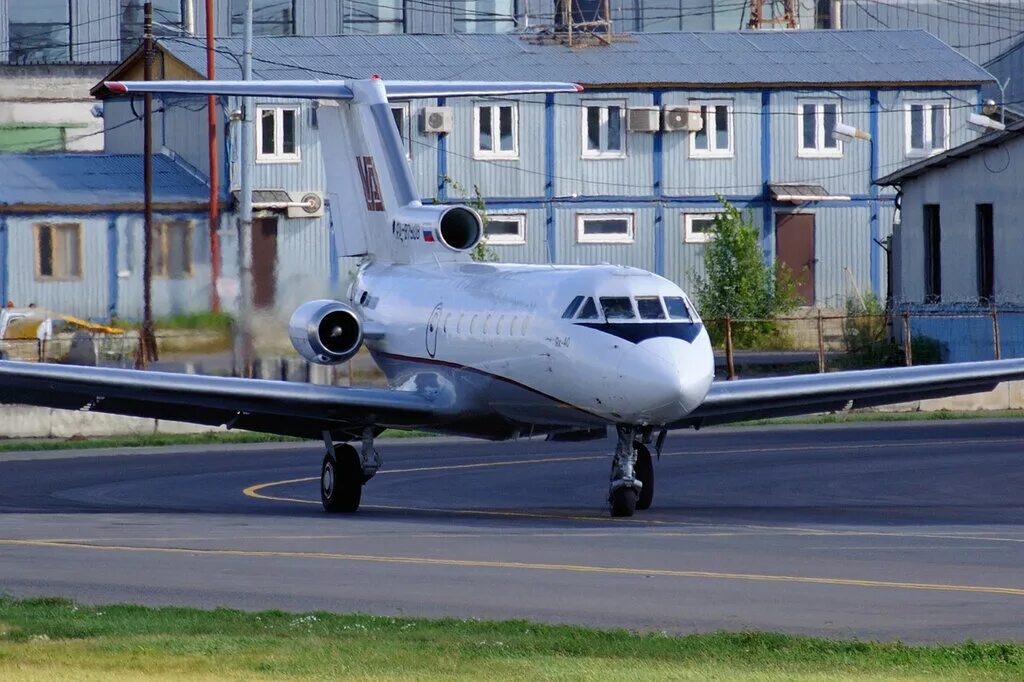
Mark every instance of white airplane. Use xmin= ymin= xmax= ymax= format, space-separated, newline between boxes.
xmin=2 ymin=77 xmax=1023 ymax=517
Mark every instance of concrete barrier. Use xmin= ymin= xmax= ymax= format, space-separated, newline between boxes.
xmin=3 ymin=379 xmax=1023 ymax=440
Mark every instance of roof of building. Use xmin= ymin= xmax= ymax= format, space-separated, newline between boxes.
xmin=141 ymin=30 xmax=991 ymax=90
xmin=876 ymin=117 xmax=1024 ymax=185
xmin=0 ymin=153 xmax=210 ymax=211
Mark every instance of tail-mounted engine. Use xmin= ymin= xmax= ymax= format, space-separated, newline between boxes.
xmin=288 ymin=300 xmax=363 ymax=365
xmin=391 ymin=204 xmax=483 ymax=252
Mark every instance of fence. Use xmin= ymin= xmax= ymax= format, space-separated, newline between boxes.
xmin=709 ymin=307 xmax=1020 ymax=379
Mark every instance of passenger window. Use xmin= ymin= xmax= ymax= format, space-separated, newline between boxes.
xmin=576 ymin=297 xmax=599 ymax=320
xmin=510 ymin=316 xmax=519 ymax=335
xmin=664 ymin=296 xmax=691 ymax=321
xmin=600 ymin=297 xmax=635 ymax=320
xmin=470 ymin=315 xmax=478 ymax=335
xmin=443 ymin=313 xmax=451 ymax=334
xmin=497 ymin=314 xmax=505 ymax=335
xmin=561 ymin=295 xmax=585 ymax=319
xmin=484 ymin=313 xmax=492 ymax=335
xmin=457 ymin=313 xmax=465 ymax=334
xmin=636 ymin=296 xmax=666 ymax=320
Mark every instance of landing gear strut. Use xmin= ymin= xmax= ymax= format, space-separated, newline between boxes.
xmin=608 ymin=425 xmax=656 ymax=517
xmin=320 ymin=428 xmax=382 ymax=513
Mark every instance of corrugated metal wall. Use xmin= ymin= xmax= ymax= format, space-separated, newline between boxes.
xmin=73 ymin=0 xmax=119 ymax=63
xmin=486 ymin=207 xmax=547 ymax=264
xmin=554 ymin=205 xmax=657 ymax=272
xmin=445 ymin=94 xmax=547 ymax=199
xmin=6 ymin=216 xmax=110 ymax=318
xmin=555 ymin=91 xmax=654 ymax=199
xmin=662 ymin=199 xmax=763 ymax=294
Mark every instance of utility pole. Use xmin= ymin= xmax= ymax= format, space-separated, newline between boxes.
xmin=237 ymin=0 xmax=254 ymax=376
xmin=137 ymin=0 xmax=159 ymax=368
xmin=206 ymin=0 xmax=221 ymax=312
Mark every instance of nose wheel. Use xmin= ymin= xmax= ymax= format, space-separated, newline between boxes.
xmin=608 ymin=426 xmax=656 ymax=517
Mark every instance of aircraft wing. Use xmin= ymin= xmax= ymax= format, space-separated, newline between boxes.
xmin=0 ymin=361 xmax=455 ymax=439
xmin=676 ymin=359 xmax=1024 ymax=427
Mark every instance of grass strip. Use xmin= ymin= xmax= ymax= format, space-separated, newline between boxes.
xmin=0 ymin=598 xmax=1021 ymax=681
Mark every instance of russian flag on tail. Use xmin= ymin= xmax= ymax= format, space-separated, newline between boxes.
xmin=423 ymin=230 xmax=435 ymax=242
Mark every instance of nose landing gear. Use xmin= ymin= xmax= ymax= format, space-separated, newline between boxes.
xmin=608 ymin=425 xmax=656 ymax=517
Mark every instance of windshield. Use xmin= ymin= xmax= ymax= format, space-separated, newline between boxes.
xmin=664 ymin=296 xmax=691 ymax=321
xmin=600 ymin=297 xmax=635 ymax=320
xmin=636 ymin=297 xmax=666 ymax=320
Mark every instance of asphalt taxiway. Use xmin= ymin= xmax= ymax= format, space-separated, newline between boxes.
xmin=1 ymin=420 xmax=1023 ymax=643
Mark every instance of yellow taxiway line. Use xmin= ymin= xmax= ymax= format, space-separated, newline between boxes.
xmin=1 ymin=538 xmax=1021 ymax=597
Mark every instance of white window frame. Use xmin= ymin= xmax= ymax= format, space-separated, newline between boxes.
xmin=682 ymin=211 xmax=722 ymax=244
xmin=390 ymin=103 xmax=411 ymax=158
xmin=905 ymin=99 xmax=950 ymax=158
xmin=151 ymin=220 xmax=195 ymax=279
xmin=689 ymin=99 xmax=733 ymax=159
xmin=473 ymin=102 xmax=519 ymax=160
xmin=576 ymin=212 xmax=635 ymax=244
xmin=485 ymin=213 xmax=527 ymax=245
xmin=255 ymin=105 xmax=300 ymax=163
xmin=797 ymin=98 xmax=843 ymax=158
xmin=581 ymin=100 xmax=627 ymax=159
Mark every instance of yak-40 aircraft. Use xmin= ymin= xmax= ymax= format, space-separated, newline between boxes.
xmin=2 ymin=77 xmax=1024 ymax=517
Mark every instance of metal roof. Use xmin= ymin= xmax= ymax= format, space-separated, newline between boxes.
xmin=876 ymin=117 xmax=1024 ymax=185
xmin=0 ymin=153 xmax=209 ymax=209
xmin=149 ymin=30 xmax=993 ymax=89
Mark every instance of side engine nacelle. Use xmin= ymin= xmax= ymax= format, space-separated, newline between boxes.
xmin=288 ymin=300 xmax=363 ymax=365
xmin=392 ymin=204 xmax=483 ymax=252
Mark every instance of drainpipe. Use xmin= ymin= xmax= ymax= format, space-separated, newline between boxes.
xmin=206 ymin=0 xmax=221 ymax=312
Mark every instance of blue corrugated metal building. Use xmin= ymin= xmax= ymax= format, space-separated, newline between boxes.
xmin=0 ymin=153 xmax=216 ymax=319
xmin=85 ymin=29 xmax=995 ymax=316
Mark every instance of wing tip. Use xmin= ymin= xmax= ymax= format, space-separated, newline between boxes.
xmin=105 ymin=81 xmax=127 ymax=94
xmin=574 ymin=84 xmax=584 ymax=92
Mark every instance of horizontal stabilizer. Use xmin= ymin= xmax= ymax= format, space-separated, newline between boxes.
xmin=103 ymin=79 xmax=581 ymax=100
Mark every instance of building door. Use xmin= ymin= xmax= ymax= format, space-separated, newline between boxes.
xmin=251 ymin=217 xmax=278 ymax=309
xmin=775 ymin=213 xmax=815 ymax=305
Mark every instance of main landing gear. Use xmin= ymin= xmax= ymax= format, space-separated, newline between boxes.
xmin=320 ymin=428 xmax=381 ymax=513
xmin=608 ymin=425 xmax=660 ymax=517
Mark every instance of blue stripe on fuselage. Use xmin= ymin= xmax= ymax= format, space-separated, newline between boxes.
xmin=576 ymin=322 xmax=703 ymax=344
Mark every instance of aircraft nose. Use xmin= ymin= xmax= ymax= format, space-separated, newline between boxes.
xmin=633 ymin=331 xmax=714 ymax=422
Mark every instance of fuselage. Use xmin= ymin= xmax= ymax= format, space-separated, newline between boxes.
xmin=350 ymin=261 xmax=715 ymax=434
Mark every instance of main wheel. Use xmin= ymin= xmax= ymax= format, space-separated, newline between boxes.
xmin=609 ymin=485 xmax=637 ymax=517
xmin=634 ymin=442 xmax=654 ymax=511
xmin=321 ymin=444 xmax=362 ymax=513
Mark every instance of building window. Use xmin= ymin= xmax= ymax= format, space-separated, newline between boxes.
xmin=906 ymin=100 xmax=949 ymax=157
xmin=690 ymin=100 xmax=732 ymax=158
xmin=577 ymin=213 xmax=634 ymax=244
xmin=683 ymin=212 xmax=721 ymax=244
xmin=35 ymin=223 xmax=82 ymax=280
xmin=977 ymin=204 xmax=994 ymax=304
xmin=8 ymin=0 xmax=71 ymax=64
xmin=923 ymin=204 xmax=941 ymax=303
xmin=152 ymin=221 xmax=194 ymax=279
xmin=231 ymin=0 xmax=295 ymax=35
xmin=485 ymin=214 xmax=526 ymax=244
xmin=256 ymin=106 xmax=300 ymax=163
xmin=474 ymin=103 xmax=518 ymax=159
xmin=582 ymin=101 xmax=625 ymax=159
xmin=342 ymin=2 xmax=403 ymax=33
xmin=390 ymin=104 xmax=411 ymax=157
xmin=798 ymin=100 xmax=842 ymax=157
xmin=455 ymin=0 xmax=517 ymax=33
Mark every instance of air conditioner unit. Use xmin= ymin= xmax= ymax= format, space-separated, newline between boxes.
xmin=626 ymin=107 xmax=660 ymax=133
xmin=287 ymin=191 xmax=325 ymax=218
xmin=662 ymin=106 xmax=703 ymax=132
xmin=420 ymin=106 xmax=453 ymax=134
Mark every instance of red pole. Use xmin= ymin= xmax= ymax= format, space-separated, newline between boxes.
xmin=206 ymin=0 xmax=221 ymax=312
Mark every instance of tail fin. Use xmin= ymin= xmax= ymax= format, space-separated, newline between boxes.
xmin=104 ymin=78 xmax=580 ymax=264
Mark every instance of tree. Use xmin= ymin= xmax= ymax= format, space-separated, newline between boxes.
xmin=692 ymin=198 xmax=800 ymax=347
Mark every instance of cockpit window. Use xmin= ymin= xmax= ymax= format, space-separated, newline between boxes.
xmin=636 ymin=297 xmax=666 ymax=320
xmin=664 ymin=296 xmax=691 ymax=321
xmin=561 ymin=295 xmax=585 ymax=319
xmin=576 ymin=297 xmax=599 ymax=320
xmin=600 ymin=297 xmax=635 ymax=320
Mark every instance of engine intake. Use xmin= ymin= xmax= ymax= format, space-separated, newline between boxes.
xmin=391 ymin=204 xmax=483 ymax=253
xmin=288 ymin=300 xmax=363 ymax=365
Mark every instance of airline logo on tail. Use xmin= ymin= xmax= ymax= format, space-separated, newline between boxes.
xmin=356 ymin=156 xmax=385 ymax=212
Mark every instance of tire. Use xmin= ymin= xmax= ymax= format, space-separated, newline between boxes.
xmin=634 ymin=443 xmax=654 ymax=511
xmin=609 ymin=486 xmax=637 ymax=518
xmin=321 ymin=444 xmax=362 ymax=513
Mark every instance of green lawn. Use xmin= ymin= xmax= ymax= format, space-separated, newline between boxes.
xmin=0 ymin=599 xmax=1021 ymax=681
